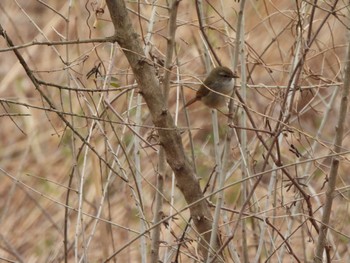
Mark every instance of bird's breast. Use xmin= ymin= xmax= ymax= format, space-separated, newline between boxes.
xmin=219 ymin=79 xmax=234 ymax=94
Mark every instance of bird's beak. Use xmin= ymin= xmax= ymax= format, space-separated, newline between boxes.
xmin=232 ymin=72 xmax=240 ymax=78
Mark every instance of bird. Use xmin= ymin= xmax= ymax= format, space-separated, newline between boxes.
xmin=184 ymin=66 xmax=239 ymax=109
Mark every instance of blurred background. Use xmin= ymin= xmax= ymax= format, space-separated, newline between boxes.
xmin=1 ymin=0 xmax=350 ymax=262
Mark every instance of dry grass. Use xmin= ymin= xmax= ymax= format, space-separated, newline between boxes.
xmin=1 ymin=0 xmax=350 ymax=262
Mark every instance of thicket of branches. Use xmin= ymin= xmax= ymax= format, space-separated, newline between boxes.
xmin=1 ymin=0 xmax=350 ymax=262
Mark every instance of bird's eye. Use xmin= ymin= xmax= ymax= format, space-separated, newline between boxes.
xmin=220 ymin=72 xmax=231 ymax=78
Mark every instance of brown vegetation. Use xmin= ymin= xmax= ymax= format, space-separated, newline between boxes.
xmin=1 ymin=0 xmax=350 ymax=262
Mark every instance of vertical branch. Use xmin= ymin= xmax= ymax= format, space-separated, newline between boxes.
xmin=162 ymin=0 xmax=180 ymax=100
xmin=134 ymin=93 xmax=148 ymax=262
xmin=64 ymin=1 xmax=74 ymax=262
xmin=195 ymin=0 xmax=215 ymax=70
xmin=238 ymin=15 xmax=249 ymax=263
xmin=163 ymin=63 xmax=181 ymax=261
xmin=206 ymin=109 xmax=223 ymax=262
xmin=313 ymin=5 xmax=350 ymax=262
xmin=151 ymin=1 xmax=180 ymax=262
xmin=136 ymin=1 xmax=158 ymax=262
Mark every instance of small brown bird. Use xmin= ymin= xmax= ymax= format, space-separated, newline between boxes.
xmin=184 ymin=66 xmax=239 ymax=109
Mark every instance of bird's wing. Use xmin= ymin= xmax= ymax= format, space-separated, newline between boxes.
xmin=196 ymin=84 xmax=210 ymax=99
